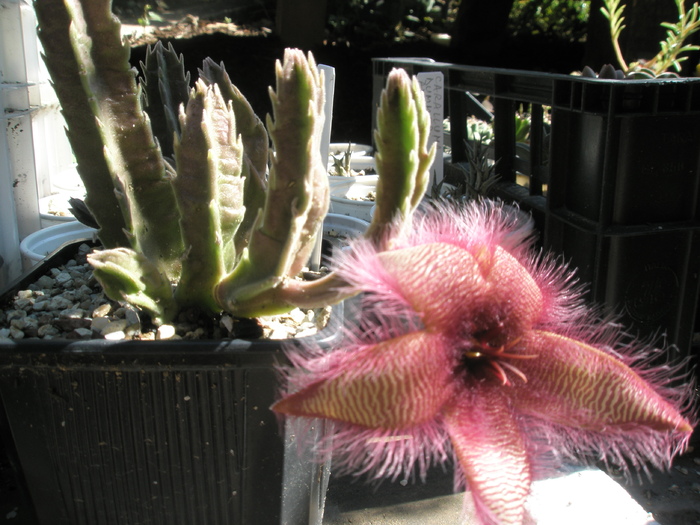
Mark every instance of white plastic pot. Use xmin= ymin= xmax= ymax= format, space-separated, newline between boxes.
xmin=323 ymin=212 xmax=369 ymax=239
xmin=328 ymin=143 xmax=372 ymax=157
xmin=319 ymin=213 xmax=369 ymax=268
xmin=330 ymin=175 xmax=378 ymax=222
xmin=328 ymin=175 xmax=356 ymax=189
xmin=51 ymin=165 xmax=85 ymax=193
xmin=20 ymin=221 xmax=97 ymax=268
xmin=327 ymin=143 xmax=376 ymax=174
xmin=39 ymin=194 xmax=78 ymax=228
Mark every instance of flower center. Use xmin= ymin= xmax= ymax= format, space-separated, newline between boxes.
xmin=459 ymin=335 xmax=538 ymax=387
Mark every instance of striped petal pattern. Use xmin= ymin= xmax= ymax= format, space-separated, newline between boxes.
xmin=444 ymin=390 xmax=531 ymax=525
xmin=512 ymin=331 xmax=693 ymax=432
xmin=274 ymin=330 xmax=455 ymax=429
xmin=273 ymin=201 xmax=694 ymax=525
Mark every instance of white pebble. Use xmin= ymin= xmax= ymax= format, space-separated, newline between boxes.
xmin=48 ymin=296 xmax=73 ymax=311
xmin=60 ymin=308 xmax=85 ymax=319
xmin=38 ymin=324 xmax=60 ymax=338
xmin=92 ymin=303 xmax=112 ymax=317
xmin=156 ymin=325 xmax=176 ymax=340
xmin=32 ymin=301 xmax=48 ymax=312
xmin=220 ymin=315 xmax=234 ymax=333
xmin=91 ymin=317 xmax=110 ymax=332
xmin=104 ymin=330 xmax=126 ymax=340
xmin=55 ymin=271 xmax=73 ymax=285
xmin=101 ymin=319 xmax=128 ymax=336
xmin=35 ymin=275 xmax=55 ymax=289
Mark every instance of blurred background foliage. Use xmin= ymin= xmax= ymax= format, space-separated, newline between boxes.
xmin=110 ymin=0 xmax=698 ymax=76
xmin=323 ymin=0 xmax=590 ymax=46
xmin=509 ymin=0 xmax=590 ymax=41
xmin=112 ymin=0 xmax=591 ymax=45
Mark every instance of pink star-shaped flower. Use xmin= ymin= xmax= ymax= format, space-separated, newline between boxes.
xmin=273 ymin=201 xmax=694 ymax=525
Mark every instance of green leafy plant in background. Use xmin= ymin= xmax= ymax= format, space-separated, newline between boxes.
xmin=601 ymin=0 xmax=700 ymax=77
xmin=509 ymin=0 xmax=590 ymax=41
xmin=329 ymin=143 xmax=357 ymax=177
xmin=137 ymin=3 xmax=164 ymax=26
xmin=436 ymin=136 xmax=499 ymax=201
xmin=326 ymin=0 xmax=458 ymax=46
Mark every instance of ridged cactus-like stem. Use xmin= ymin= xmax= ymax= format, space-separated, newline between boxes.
xmin=36 ymin=0 xmax=436 ymax=327
xmin=172 ymin=81 xmax=245 ymax=313
xmin=139 ymin=42 xmax=190 ymax=159
xmin=65 ymin=0 xmax=183 ymax=276
xmin=88 ymin=248 xmax=175 ymax=325
xmin=200 ymin=59 xmax=269 ymax=257
xmin=261 ymin=50 xmax=329 ymax=277
xmin=366 ymin=68 xmax=436 ymax=247
xmin=215 ymin=49 xmax=329 ymax=317
xmin=33 ymin=0 xmax=129 ymax=248
xmin=262 ymin=68 xmax=437 ymax=311
xmin=200 ymin=59 xmax=269 ymax=177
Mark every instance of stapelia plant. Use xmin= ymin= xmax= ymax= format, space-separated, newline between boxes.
xmin=273 ymin=201 xmax=695 ymax=525
xmin=33 ymin=0 xmax=433 ymax=325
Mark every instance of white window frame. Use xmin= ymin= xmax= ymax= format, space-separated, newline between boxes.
xmin=0 ymin=0 xmax=74 ymax=287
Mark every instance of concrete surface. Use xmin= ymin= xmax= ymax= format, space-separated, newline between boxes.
xmin=323 ymin=467 xmax=658 ymax=525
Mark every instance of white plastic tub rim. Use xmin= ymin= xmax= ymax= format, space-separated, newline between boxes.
xmin=321 ymin=213 xmax=369 ymax=267
xmin=329 ymin=175 xmax=378 ymax=222
xmin=51 ymin=165 xmax=85 ymax=194
xmin=328 ymin=143 xmax=373 ymax=158
xmin=21 ymin=216 xmax=366 ymax=267
xmin=20 ymin=222 xmax=98 ymax=265
xmin=328 ymin=157 xmax=376 ymax=173
xmin=39 ymin=194 xmax=78 ymax=228
xmin=323 ymin=213 xmax=369 ymax=239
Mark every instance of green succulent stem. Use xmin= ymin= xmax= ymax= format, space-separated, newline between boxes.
xmin=140 ymin=42 xmax=190 ymax=159
xmin=215 ymin=49 xmax=329 ymax=317
xmin=199 ymin=59 xmax=269 ymax=257
xmin=33 ymin=0 xmax=129 ymax=248
xmin=367 ymin=69 xmax=436 ymax=247
xmin=36 ymin=0 xmax=436 ymax=327
xmin=65 ymin=0 xmax=183 ymax=276
xmin=172 ymin=81 xmax=246 ymax=313
xmin=257 ymin=68 xmax=437 ymax=312
xmin=88 ymin=248 xmax=175 ymax=324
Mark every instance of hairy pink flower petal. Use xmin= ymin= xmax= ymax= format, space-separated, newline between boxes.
xmin=376 ymin=243 xmax=543 ymax=343
xmin=444 ymin=389 xmax=531 ymax=525
xmin=512 ymin=330 xmax=693 ymax=433
xmin=273 ymin=200 xmax=695 ymax=525
xmin=375 ymin=243 xmax=485 ymax=332
xmin=273 ymin=330 xmax=455 ymax=428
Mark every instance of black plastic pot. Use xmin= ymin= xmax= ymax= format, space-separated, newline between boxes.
xmin=0 ymin=242 xmax=341 ymax=525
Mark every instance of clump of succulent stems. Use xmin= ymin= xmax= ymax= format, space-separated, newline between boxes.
xmin=33 ymin=0 xmax=434 ymax=326
xmin=601 ymin=0 xmax=700 ymax=77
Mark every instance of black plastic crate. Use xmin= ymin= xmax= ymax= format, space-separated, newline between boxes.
xmin=549 ymin=78 xmax=700 ymax=226
xmin=546 ymin=212 xmax=700 ymax=351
